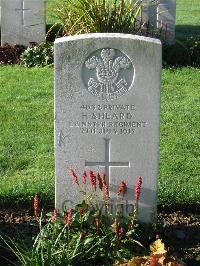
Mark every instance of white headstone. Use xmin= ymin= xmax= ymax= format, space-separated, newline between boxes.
xmin=54 ymin=33 xmax=162 ymax=223
xmin=141 ymin=0 xmax=176 ymax=44
xmin=1 ymin=0 xmax=45 ymax=46
xmin=0 ymin=0 xmax=1 ymax=25
xmin=157 ymin=0 xmax=176 ymax=44
xmin=140 ymin=0 xmax=157 ymax=29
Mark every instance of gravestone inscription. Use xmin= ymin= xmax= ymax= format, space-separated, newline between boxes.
xmin=54 ymin=33 xmax=162 ymax=223
xmin=1 ymin=0 xmax=45 ymax=46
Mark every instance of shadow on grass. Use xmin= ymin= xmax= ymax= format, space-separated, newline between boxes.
xmin=0 ymin=196 xmax=54 ymax=212
xmin=163 ymin=36 xmax=200 ymax=67
xmin=176 ymin=25 xmax=200 ymax=39
xmin=158 ymin=204 xmax=200 ymax=214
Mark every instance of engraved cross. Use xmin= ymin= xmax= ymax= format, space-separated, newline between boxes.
xmin=15 ymin=0 xmax=30 ymax=26
xmin=85 ymin=138 xmax=130 ymax=184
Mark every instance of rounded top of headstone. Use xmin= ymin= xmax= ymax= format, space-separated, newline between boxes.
xmin=54 ymin=33 xmax=162 ymax=46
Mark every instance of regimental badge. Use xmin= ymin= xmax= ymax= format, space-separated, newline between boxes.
xmin=82 ymin=48 xmax=135 ymax=101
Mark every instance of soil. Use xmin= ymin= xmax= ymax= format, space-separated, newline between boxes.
xmin=157 ymin=210 xmax=200 ymax=266
xmin=0 ymin=207 xmax=199 ymax=266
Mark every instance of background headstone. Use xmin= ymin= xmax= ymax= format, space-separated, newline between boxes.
xmin=140 ymin=0 xmax=157 ymax=29
xmin=157 ymin=0 xmax=176 ymax=44
xmin=0 ymin=0 xmax=1 ymax=26
xmin=54 ymin=33 xmax=162 ymax=223
xmin=1 ymin=0 xmax=46 ymax=46
xmin=141 ymin=0 xmax=176 ymax=44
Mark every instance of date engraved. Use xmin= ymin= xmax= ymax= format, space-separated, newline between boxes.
xmin=69 ymin=104 xmax=147 ymax=135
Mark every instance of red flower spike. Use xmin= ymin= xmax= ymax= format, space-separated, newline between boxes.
xmin=82 ymin=171 xmax=87 ymax=184
xmin=116 ymin=181 xmax=127 ymax=196
xmin=113 ymin=218 xmax=119 ymax=233
xmin=70 ymin=169 xmax=79 ymax=185
xmin=43 ymin=215 xmax=47 ymax=224
xmin=78 ymin=207 xmax=85 ymax=216
xmin=64 ymin=212 xmax=68 ymax=224
xmin=52 ymin=208 xmax=57 ymax=222
xmin=135 ymin=176 xmax=142 ymax=201
xmin=89 ymin=171 xmax=96 ymax=190
xmin=119 ymin=227 xmax=124 ymax=237
xmin=104 ymin=183 xmax=109 ymax=199
xmin=100 ymin=174 xmax=109 ymax=199
xmin=102 ymin=174 xmax=106 ymax=184
xmin=33 ymin=193 xmax=38 ymax=218
xmin=95 ymin=217 xmax=100 ymax=234
xmin=97 ymin=173 xmax=103 ymax=190
xmin=66 ymin=208 xmax=74 ymax=226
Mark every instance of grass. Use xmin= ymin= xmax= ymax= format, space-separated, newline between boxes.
xmin=0 ymin=66 xmax=54 ymax=206
xmin=0 ymin=66 xmax=199 ymax=207
xmin=176 ymin=0 xmax=200 ymax=27
xmin=0 ymin=0 xmax=199 ymax=208
xmin=176 ymin=0 xmax=200 ymax=38
xmin=159 ymin=67 xmax=200 ymax=206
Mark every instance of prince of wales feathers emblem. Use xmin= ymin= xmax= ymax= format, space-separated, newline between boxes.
xmin=85 ymin=49 xmax=132 ymax=100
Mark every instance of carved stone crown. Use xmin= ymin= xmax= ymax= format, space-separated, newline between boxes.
xmin=85 ymin=49 xmax=131 ymax=85
xmin=83 ymin=48 xmax=134 ymax=101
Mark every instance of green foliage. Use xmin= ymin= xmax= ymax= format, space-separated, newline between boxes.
xmin=49 ymin=0 xmax=142 ymax=36
xmin=4 ymin=174 xmax=146 ymax=265
xmin=25 ymin=211 xmax=142 ymax=265
xmin=20 ymin=42 xmax=54 ymax=67
xmin=163 ymin=37 xmax=200 ymax=67
xmin=0 ymin=44 xmax=25 ymax=65
xmin=188 ymin=37 xmax=200 ymax=67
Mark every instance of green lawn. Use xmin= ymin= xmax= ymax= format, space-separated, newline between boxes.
xmin=176 ymin=0 xmax=200 ymax=38
xmin=159 ymin=67 xmax=200 ymax=206
xmin=0 ymin=0 xmax=199 ymax=208
xmin=0 ymin=66 xmax=54 ymax=205
xmin=0 ymin=66 xmax=199 ymax=207
xmin=176 ymin=0 xmax=200 ymax=26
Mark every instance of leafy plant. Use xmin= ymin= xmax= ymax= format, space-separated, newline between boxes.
xmin=4 ymin=171 xmax=146 ymax=265
xmin=48 ymin=0 xmax=143 ymax=36
xmin=20 ymin=42 xmax=54 ymax=67
xmin=163 ymin=36 xmax=200 ymax=67
xmin=188 ymin=36 xmax=200 ymax=67
xmin=0 ymin=43 xmax=25 ymax=65
xmin=1 ymin=171 xmax=186 ymax=265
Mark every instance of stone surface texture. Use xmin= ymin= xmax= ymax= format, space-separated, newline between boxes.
xmin=1 ymin=0 xmax=45 ymax=46
xmin=54 ymin=33 xmax=162 ymax=223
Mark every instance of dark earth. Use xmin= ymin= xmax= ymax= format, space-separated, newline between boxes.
xmin=0 ymin=206 xmax=199 ymax=266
